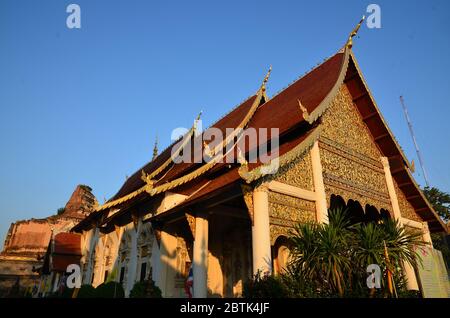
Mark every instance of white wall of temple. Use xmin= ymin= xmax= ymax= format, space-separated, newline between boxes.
xmin=80 ymin=220 xmax=161 ymax=297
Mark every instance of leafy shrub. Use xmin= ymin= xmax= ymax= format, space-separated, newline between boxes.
xmin=95 ymin=282 xmax=125 ymax=298
xmin=243 ymin=272 xmax=289 ymax=298
xmin=130 ymin=279 xmax=162 ymax=298
xmin=77 ymin=284 xmax=97 ymax=298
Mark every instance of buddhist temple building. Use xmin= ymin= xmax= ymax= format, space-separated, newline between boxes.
xmin=70 ymin=29 xmax=448 ymax=298
xmin=0 ymin=185 xmax=97 ymax=296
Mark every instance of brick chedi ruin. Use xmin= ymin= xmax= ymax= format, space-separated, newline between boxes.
xmin=0 ymin=185 xmax=97 ymax=296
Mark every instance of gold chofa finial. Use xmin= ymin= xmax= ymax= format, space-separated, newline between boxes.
xmin=193 ymin=111 xmax=203 ymax=132
xmin=297 ymin=99 xmax=310 ymax=121
xmin=261 ymin=65 xmax=272 ymax=90
xmin=196 ymin=111 xmax=203 ymax=121
xmin=347 ymin=15 xmax=365 ymax=49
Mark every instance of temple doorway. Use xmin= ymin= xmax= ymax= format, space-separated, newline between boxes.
xmin=329 ymin=194 xmax=391 ymax=224
xmin=207 ymin=197 xmax=252 ymax=298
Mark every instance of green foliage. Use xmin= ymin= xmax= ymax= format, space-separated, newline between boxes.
xmin=56 ymin=207 xmax=65 ymax=215
xmin=129 ymin=279 xmax=162 ymax=298
xmin=77 ymin=284 xmax=97 ymax=298
xmin=422 ymin=186 xmax=450 ymax=268
xmin=286 ymin=208 xmax=424 ymax=298
xmin=95 ymin=282 xmax=125 ymax=298
xmin=431 ymin=233 xmax=450 ymax=268
xmin=243 ymin=272 xmax=289 ymax=298
xmin=422 ymin=186 xmax=450 ymax=221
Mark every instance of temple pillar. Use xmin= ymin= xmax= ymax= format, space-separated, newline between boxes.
xmin=381 ymin=156 xmax=419 ymax=291
xmin=126 ymin=221 xmax=140 ymax=296
xmin=193 ymin=214 xmax=209 ymax=298
xmin=83 ymin=227 xmax=98 ymax=285
xmin=252 ymin=184 xmax=272 ymax=276
xmin=422 ymin=222 xmax=433 ymax=247
xmin=158 ymin=227 xmax=178 ymax=297
xmin=92 ymin=234 xmax=105 ymax=287
xmin=110 ymin=227 xmax=122 ymax=283
xmin=311 ymin=141 xmax=328 ymax=224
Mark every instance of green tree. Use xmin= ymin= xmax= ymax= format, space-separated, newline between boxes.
xmin=423 ymin=186 xmax=450 ymax=221
xmin=422 ymin=186 xmax=450 ymax=267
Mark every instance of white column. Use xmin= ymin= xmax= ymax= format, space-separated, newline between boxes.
xmin=83 ymin=228 xmax=97 ymax=285
xmin=381 ymin=157 xmax=402 ymax=220
xmin=252 ymin=184 xmax=272 ymax=276
xmin=126 ymin=222 xmax=139 ymax=296
xmin=311 ymin=140 xmax=328 ymax=224
xmin=158 ymin=227 xmax=178 ymax=297
xmin=92 ymin=234 xmax=105 ymax=287
xmin=109 ymin=228 xmax=122 ymax=283
xmin=381 ymin=156 xmax=419 ymax=291
xmin=193 ymin=214 xmax=209 ymax=298
xmin=422 ymin=222 xmax=433 ymax=247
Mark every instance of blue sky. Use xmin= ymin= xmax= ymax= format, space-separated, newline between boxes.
xmin=0 ymin=0 xmax=449 ymax=245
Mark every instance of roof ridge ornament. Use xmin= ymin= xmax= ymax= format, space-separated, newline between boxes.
xmin=346 ymin=15 xmax=365 ymax=49
xmin=193 ymin=111 xmax=203 ymax=134
xmin=297 ymin=99 xmax=310 ymax=121
xmin=261 ymin=65 xmax=272 ymax=91
xmin=140 ymin=111 xmax=203 ymax=187
xmin=203 ymin=140 xmax=214 ymax=158
xmin=237 ymin=146 xmax=248 ymax=167
xmin=152 ymin=135 xmax=159 ymax=160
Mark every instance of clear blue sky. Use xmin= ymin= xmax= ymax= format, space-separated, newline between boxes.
xmin=1 ymin=0 xmax=449 ymax=245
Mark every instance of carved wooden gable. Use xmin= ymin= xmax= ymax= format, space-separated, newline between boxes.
xmin=261 ymin=142 xmax=316 ymax=243
xmin=319 ymin=84 xmax=422 ymax=222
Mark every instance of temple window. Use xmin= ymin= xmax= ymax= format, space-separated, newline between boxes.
xmin=119 ymin=266 xmax=125 ymax=284
xmin=140 ymin=262 xmax=147 ymax=281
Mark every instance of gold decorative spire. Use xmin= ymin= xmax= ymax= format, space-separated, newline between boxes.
xmin=261 ymin=65 xmax=272 ymax=91
xmin=346 ymin=16 xmax=365 ymax=49
xmin=140 ymin=111 xmax=203 ymax=187
xmin=193 ymin=111 xmax=203 ymax=133
xmin=152 ymin=136 xmax=158 ymax=160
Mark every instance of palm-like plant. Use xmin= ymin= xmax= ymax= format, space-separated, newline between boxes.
xmin=287 ymin=208 xmax=425 ymax=297
xmin=289 ymin=208 xmax=352 ymax=296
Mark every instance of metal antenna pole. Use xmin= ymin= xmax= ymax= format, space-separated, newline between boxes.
xmin=399 ymin=96 xmax=430 ymax=187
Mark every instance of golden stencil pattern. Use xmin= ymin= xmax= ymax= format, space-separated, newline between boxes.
xmin=262 ymin=152 xmax=314 ymax=190
xmin=394 ymin=182 xmax=422 ymax=222
xmin=270 ymin=224 xmax=294 ymax=245
xmin=319 ymin=85 xmax=392 ymax=212
xmin=268 ymin=192 xmax=315 ymax=244
xmin=321 ymin=85 xmax=381 ymax=159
